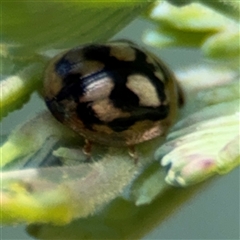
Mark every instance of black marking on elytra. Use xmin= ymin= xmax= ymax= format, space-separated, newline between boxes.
xmin=74 ymin=101 xmax=169 ymax=132
xmin=108 ymin=118 xmax=136 ymax=132
xmin=55 ymin=70 xmax=113 ymax=105
xmin=55 ymin=57 xmax=73 ymax=77
xmin=53 ymin=74 xmax=83 ymax=102
xmin=62 ymin=72 xmax=82 ymax=86
xmin=133 ymin=48 xmax=167 ymax=102
xmin=76 ymin=102 xmax=102 ymax=130
xmin=133 ymin=46 xmax=170 ymax=83
xmin=83 ymin=44 xmax=111 ymax=62
xmin=108 ymin=62 xmax=140 ymax=110
xmin=110 ymin=83 xmax=140 ymax=110
xmin=108 ymin=105 xmax=169 ymax=132
xmin=45 ymin=98 xmax=66 ymax=122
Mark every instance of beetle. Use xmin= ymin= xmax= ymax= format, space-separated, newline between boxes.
xmin=44 ymin=40 xmax=183 ymax=159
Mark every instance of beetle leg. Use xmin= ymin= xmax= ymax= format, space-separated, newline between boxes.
xmin=82 ymin=139 xmax=92 ymax=162
xmin=128 ymin=145 xmax=138 ymax=164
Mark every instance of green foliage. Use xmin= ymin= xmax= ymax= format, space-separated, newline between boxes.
xmin=144 ymin=1 xmax=239 ymax=65
xmin=1 ymin=1 xmax=150 ymax=118
xmin=1 ymin=1 xmax=239 ymax=239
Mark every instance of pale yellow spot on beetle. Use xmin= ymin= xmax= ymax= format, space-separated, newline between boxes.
xmin=92 ymin=124 xmax=114 ymax=135
xmin=80 ymin=77 xmax=114 ymax=102
xmin=154 ymin=71 xmax=165 ymax=82
xmin=63 ymin=47 xmax=105 ymax=75
xmin=44 ymin=52 xmax=68 ymax=99
xmin=72 ymin=61 xmax=105 ymax=76
xmin=123 ymin=119 xmax=168 ymax=146
xmin=126 ymin=74 xmax=161 ymax=107
xmin=92 ymin=99 xmax=130 ymax=122
xmin=146 ymin=53 xmax=155 ymax=64
xmin=109 ymin=43 xmax=136 ymax=61
xmin=44 ymin=71 xmax=63 ymax=99
xmin=146 ymin=53 xmax=166 ymax=82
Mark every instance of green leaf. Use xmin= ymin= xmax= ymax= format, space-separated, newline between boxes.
xmin=155 ymin=70 xmax=240 ymax=186
xmin=2 ymin=2 xmax=150 ymax=54
xmin=2 ymin=153 xmax=137 ymax=225
xmin=0 ymin=63 xmax=44 ymax=120
xmin=1 ymin=1 xmax=152 ymax=119
xmin=26 ymin=182 xmax=207 ymax=240
xmin=144 ymin=1 xmax=240 ymax=63
xmin=1 ymin=110 xmax=157 ymax=225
